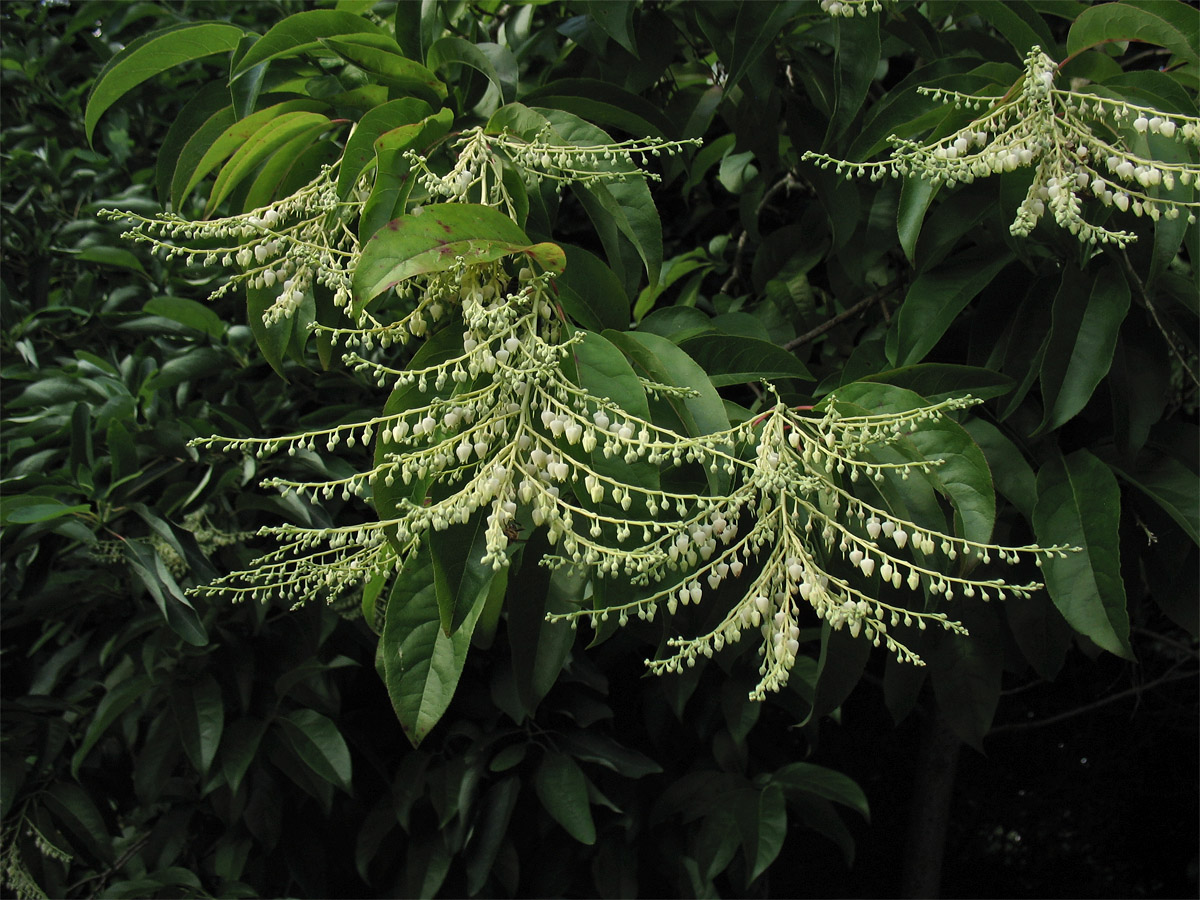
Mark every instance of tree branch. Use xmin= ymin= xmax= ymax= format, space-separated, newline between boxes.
xmin=1119 ymin=248 xmax=1199 ymax=390
xmin=784 ymin=281 xmax=899 ymax=351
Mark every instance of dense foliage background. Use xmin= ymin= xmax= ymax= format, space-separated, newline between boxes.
xmin=2 ymin=1 xmax=1196 ymax=898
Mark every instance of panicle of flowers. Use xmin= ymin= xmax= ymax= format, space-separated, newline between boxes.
xmin=101 ymin=162 xmax=367 ymax=325
xmin=548 ymin=394 xmax=1075 ymax=701
xmin=803 ymin=45 xmax=1200 ymax=247
xmin=820 ymin=0 xmax=882 ymax=17
xmin=407 ymin=125 xmax=702 ymax=217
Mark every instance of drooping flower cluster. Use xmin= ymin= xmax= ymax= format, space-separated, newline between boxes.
xmin=804 ymin=45 xmax=1200 ymax=246
xmin=820 ymin=0 xmax=883 ymax=17
xmin=110 ymin=112 xmax=1073 ymax=702
xmin=407 ymin=125 xmax=702 ymax=218
xmin=103 ymin=163 xmax=367 ymax=325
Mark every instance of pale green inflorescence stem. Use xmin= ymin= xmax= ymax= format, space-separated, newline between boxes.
xmin=105 ymin=116 xmax=1074 ymax=702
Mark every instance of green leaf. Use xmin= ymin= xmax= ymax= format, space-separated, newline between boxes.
xmin=522 ymin=79 xmax=672 ymax=138
xmin=826 ymin=12 xmax=882 ymax=144
xmin=205 ymin=111 xmax=333 ymax=215
xmin=320 ymin=34 xmax=447 ymax=106
xmin=726 ymin=1 xmax=802 ymax=92
xmin=123 ymin=539 xmax=207 ymax=646
xmin=858 ymin=363 xmax=1014 ymax=404
xmin=606 ymin=331 xmax=730 ymax=437
xmin=0 ymin=496 xmax=90 ymax=525
xmin=534 ymin=752 xmax=596 ymax=845
xmin=805 ymin=622 xmax=872 ymax=725
xmin=143 ymin=296 xmax=225 ymax=338
xmin=85 ymin=22 xmax=245 ymax=144
xmin=427 ymin=36 xmax=514 ymax=104
xmin=71 ymin=675 xmax=152 ymax=777
xmin=173 ymin=674 xmax=224 ymax=779
xmin=1067 ymin=1 xmax=1199 ymax=65
xmin=336 ymin=97 xmax=432 ymax=199
xmin=833 ymin=382 xmax=997 ymax=545
xmin=465 ymin=778 xmax=520 ymax=895
xmin=896 ymin=177 xmax=938 ymax=265
xmin=359 ymin=107 xmax=454 ymax=241
xmin=962 ymin=419 xmax=1037 ymax=521
xmin=232 ymin=10 xmax=386 ymax=76
xmin=930 ymin=600 xmax=1003 ymax=749
xmin=1005 ymin=589 xmax=1073 ymax=681
xmin=278 ymin=709 xmax=353 ymax=794
xmin=174 ymin=99 xmax=327 ymax=210
xmin=220 ymin=719 xmax=266 ymax=796
xmin=1033 ymin=450 xmax=1133 ymax=658
xmin=772 ymin=761 xmax=871 ymax=821
xmin=508 ymin=534 xmax=583 ymax=717
xmin=1104 ymin=452 xmax=1198 ymax=546
xmin=429 ymin=510 xmax=496 ymax=636
xmin=890 ymin=246 xmax=1015 ymax=367
xmin=735 ymin=783 xmax=787 ymax=883
xmin=556 ymin=244 xmax=630 ymax=332
xmin=577 ymin=0 xmax=638 ymax=55
xmin=1038 ymin=264 xmax=1130 ymax=434
xmin=246 ymin=283 xmax=294 ymax=380
xmin=676 ymin=333 xmax=813 ymax=386
xmin=76 ymin=245 xmax=145 ymax=273
xmin=352 ymin=203 xmax=565 ymax=315
xmin=382 ymin=548 xmax=486 ymax=747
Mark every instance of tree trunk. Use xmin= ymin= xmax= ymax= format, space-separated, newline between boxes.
xmin=901 ymin=709 xmax=962 ymax=898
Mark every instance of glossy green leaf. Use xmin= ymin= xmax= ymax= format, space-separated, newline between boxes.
xmin=429 ymin=509 xmax=496 ymax=636
xmin=231 ymin=10 xmax=386 ymax=76
xmin=70 ymin=675 xmax=152 ymax=777
xmin=85 ymin=22 xmax=245 ymax=144
xmin=220 ymin=719 xmax=266 ymax=796
xmin=174 ymin=674 xmax=224 ymax=778
xmin=826 ymin=11 xmax=882 ymax=144
xmin=606 ymin=330 xmax=730 ymax=437
xmin=278 ymin=709 xmax=353 ymax=793
xmin=534 ymin=752 xmax=596 ymax=845
xmin=930 ymin=600 xmax=1003 ymax=749
xmin=1105 ymin=452 xmax=1199 ymax=547
xmin=736 ymin=783 xmax=787 ymax=882
xmin=1005 ymin=588 xmax=1073 ymax=681
xmin=726 ymin=1 xmax=802 ymax=92
xmin=896 ymin=177 xmax=938 ymax=264
xmin=963 ymin=0 xmax=1057 ymax=57
xmin=1038 ymin=264 xmax=1130 ymax=434
xmin=962 ymin=419 xmax=1037 ymax=521
xmin=858 ymin=363 xmax=1014 ymax=404
xmin=352 ymin=203 xmax=565 ymax=314
xmin=1 ymin=496 xmax=91 ymax=525
xmin=336 ymin=97 xmax=431 ymax=198
xmin=124 ymin=539 xmax=207 ymax=646
xmin=320 ymin=34 xmax=447 ymax=106
xmin=522 ymin=78 xmax=672 ymax=138
xmin=1033 ymin=450 xmax=1133 ymax=658
xmin=556 ymin=244 xmax=630 ymax=331
xmin=175 ymin=99 xmax=327 ymax=210
xmin=382 ymin=548 xmax=486 ymax=747
xmin=359 ymin=107 xmax=454 ymax=241
xmin=143 ymin=296 xmax=225 ymax=338
xmin=772 ymin=761 xmax=871 ymax=821
xmin=676 ymin=333 xmax=813 ymax=386
xmin=427 ymin=36 xmax=513 ymax=105
xmin=205 ymin=111 xmax=333 ymax=215
xmin=1067 ymin=1 xmax=1199 ymax=65
xmin=465 ymin=777 xmax=520 ymax=895
xmin=246 ymin=283 xmax=294 ymax=379
xmin=890 ymin=246 xmax=1015 ymax=367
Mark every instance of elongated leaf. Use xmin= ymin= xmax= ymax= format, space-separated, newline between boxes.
xmin=429 ymin=510 xmax=496 ymax=636
xmin=71 ymin=675 xmax=152 ymax=776
xmin=173 ymin=675 xmax=224 ymax=778
xmin=534 ymin=752 xmax=596 ymax=844
xmin=154 ymin=81 xmax=230 ymax=204
xmin=735 ymin=783 xmax=787 ymax=882
xmin=1 ymin=496 xmax=91 ymax=525
xmin=606 ymin=331 xmax=730 ymax=437
xmin=897 ymin=177 xmax=938 ymax=264
xmin=143 ymin=296 xmax=225 ymax=338
xmin=359 ymin=107 xmax=454 ymax=241
xmin=206 ymin=111 xmax=332 ymax=215
xmin=232 ymin=10 xmax=386 ymax=76
xmin=556 ymin=244 xmax=630 ymax=332
xmin=726 ymin=1 xmax=802 ymax=92
xmin=124 ymin=539 xmax=207 ymax=646
xmin=1104 ymin=452 xmax=1199 ymax=547
xmin=859 ymin=363 xmax=1014 ymax=404
xmin=337 ymin=98 xmax=431 ymax=198
xmin=278 ymin=709 xmax=353 ymax=793
xmin=427 ymin=36 xmax=513 ymax=104
xmin=522 ymin=78 xmax=672 ymax=138
xmin=962 ymin=419 xmax=1037 ymax=521
xmin=1038 ymin=264 xmax=1130 ymax=433
xmin=930 ymin=600 xmax=1003 ymax=749
xmin=772 ymin=761 xmax=870 ymax=821
xmin=1067 ymin=1 xmax=1199 ymax=65
xmin=1033 ymin=451 xmax=1133 ymax=658
xmin=465 ymin=778 xmax=520 ymax=895
xmin=352 ymin=204 xmax=565 ymax=314
xmin=382 ymin=548 xmax=486 ymax=747
xmin=86 ymin=22 xmax=245 ymax=143
xmin=890 ymin=246 xmax=1015 ymax=367
xmin=220 ymin=718 xmax=265 ymax=796
xmin=826 ymin=12 xmax=882 ymax=145
xmin=320 ymin=34 xmax=447 ymax=106
xmin=677 ymin=333 xmax=813 ymax=386
xmin=175 ymin=99 xmax=327 ymax=210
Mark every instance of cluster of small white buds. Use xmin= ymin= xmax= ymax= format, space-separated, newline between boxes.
xmin=820 ymin=0 xmax=883 ymax=17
